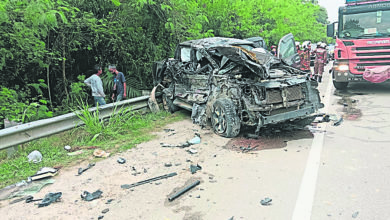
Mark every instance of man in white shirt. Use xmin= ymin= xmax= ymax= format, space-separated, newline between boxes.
xmin=84 ymin=65 xmax=106 ymax=106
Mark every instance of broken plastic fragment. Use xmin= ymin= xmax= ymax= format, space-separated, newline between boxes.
xmin=102 ymin=208 xmax=109 ymax=214
xmin=81 ymin=190 xmax=103 ymax=201
xmin=77 ymin=163 xmax=95 ymax=175
xmin=187 ymin=149 xmax=198 ymax=154
xmin=333 ymin=117 xmax=343 ymax=126
xmin=188 ymin=136 xmax=201 ymax=145
xmin=352 ymin=211 xmax=359 ymax=218
xmin=260 ymin=197 xmax=272 ymax=206
xmin=117 ymin=158 xmax=126 ymax=164
xmin=27 ymin=150 xmax=42 ymax=163
xmin=38 ymin=192 xmax=62 ymax=208
xmin=190 ymin=164 xmax=202 ymax=174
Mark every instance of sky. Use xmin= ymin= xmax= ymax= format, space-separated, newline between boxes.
xmin=318 ymin=0 xmax=345 ymax=22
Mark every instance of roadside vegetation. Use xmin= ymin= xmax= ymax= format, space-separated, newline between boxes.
xmin=0 ymin=0 xmax=330 ymax=128
xmin=0 ymin=109 xmax=187 ymax=188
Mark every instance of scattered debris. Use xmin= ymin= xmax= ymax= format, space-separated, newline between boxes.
xmin=27 ymin=150 xmax=42 ymax=163
xmin=64 ymin=145 xmax=71 ymax=151
xmin=102 ymin=208 xmax=109 ymax=214
xmin=260 ymin=197 xmax=272 ymax=206
xmin=117 ymin=158 xmax=126 ymax=164
xmin=160 ymin=142 xmax=190 ymax=148
xmin=5 ymin=179 xmax=55 ymax=200
xmin=196 ymin=195 xmax=201 ymax=198
xmin=187 ymin=149 xmax=198 ymax=154
xmin=168 ymin=180 xmax=200 ymax=202
xmin=38 ymin=192 xmax=62 ymax=208
xmin=25 ymin=195 xmax=42 ymax=203
xmin=121 ymin=172 xmax=177 ymax=189
xmin=174 ymin=163 xmax=181 ymax=166
xmin=29 ymin=167 xmax=58 ymax=181
xmin=333 ymin=117 xmax=343 ymax=126
xmin=190 ymin=164 xmax=202 ymax=174
xmin=144 ymin=168 xmax=148 ymax=173
xmin=77 ymin=163 xmax=95 ymax=176
xmin=188 ymin=135 xmax=201 ymax=145
xmin=352 ymin=211 xmax=359 ymax=218
xmin=228 ymin=217 xmax=234 ymax=220
xmin=93 ymin=149 xmax=110 ymax=158
xmin=240 ymin=145 xmax=258 ymax=153
xmin=163 ymin=129 xmax=175 ymax=132
xmin=313 ymin=114 xmax=331 ymax=123
xmin=105 ymin=199 xmax=114 ymax=204
xmin=81 ymin=190 xmax=103 ymax=201
xmin=67 ymin=150 xmax=84 ymax=156
xmin=164 ymin=163 xmax=172 ymax=167
xmin=98 ymin=216 xmax=104 ymax=220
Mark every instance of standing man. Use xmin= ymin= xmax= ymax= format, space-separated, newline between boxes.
xmin=84 ymin=65 xmax=106 ymax=106
xmin=313 ymin=42 xmax=327 ymax=82
xmin=108 ymin=64 xmax=126 ymax=102
xmin=300 ymin=41 xmax=311 ymax=74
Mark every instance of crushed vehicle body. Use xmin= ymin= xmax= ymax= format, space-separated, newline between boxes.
xmin=152 ymin=33 xmax=323 ymax=137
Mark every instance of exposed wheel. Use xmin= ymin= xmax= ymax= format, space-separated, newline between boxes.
xmin=211 ymin=99 xmax=240 ymax=138
xmin=162 ymin=93 xmax=178 ymax=113
xmin=333 ymin=81 xmax=348 ymax=90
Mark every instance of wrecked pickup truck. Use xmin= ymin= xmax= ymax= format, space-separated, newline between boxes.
xmin=151 ymin=33 xmax=323 ymax=137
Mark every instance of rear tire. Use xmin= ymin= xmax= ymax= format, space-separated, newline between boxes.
xmin=333 ymin=81 xmax=348 ymax=90
xmin=162 ymin=93 xmax=178 ymax=113
xmin=211 ymin=99 xmax=240 ymax=138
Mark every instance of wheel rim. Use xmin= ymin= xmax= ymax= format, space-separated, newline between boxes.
xmin=212 ymin=106 xmax=226 ymax=134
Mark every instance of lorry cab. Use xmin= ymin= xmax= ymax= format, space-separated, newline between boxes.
xmin=327 ymin=0 xmax=390 ymax=89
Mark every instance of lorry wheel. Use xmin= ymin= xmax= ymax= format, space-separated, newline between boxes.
xmin=211 ymin=99 xmax=240 ymax=138
xmin=162 ymin=93 xmax=178 ymax=113
xmin=333 ymin=81 xmax=349 ymax=90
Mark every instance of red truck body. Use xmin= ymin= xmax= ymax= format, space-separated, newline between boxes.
xmin=328 ymin=0 xmax=390 ymax=89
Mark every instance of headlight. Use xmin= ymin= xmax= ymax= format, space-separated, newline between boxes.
xmin=338 ymin=64 xmax=349 ymax=71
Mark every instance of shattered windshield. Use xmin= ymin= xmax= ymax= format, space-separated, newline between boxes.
xmin=340 ymin=10 xmax=390 ymax=38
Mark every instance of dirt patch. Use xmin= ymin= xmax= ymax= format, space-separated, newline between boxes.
xmin=225 ymin=129 xmax=313 ymax=152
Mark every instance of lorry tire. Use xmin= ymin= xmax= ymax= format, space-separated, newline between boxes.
xmin=333 ymin=81 xmax=348 ymax=90
xmin=162 ymin=93 xmax=178 ymax=113
xmin=211 ymin=99 xmax=240 ymax=138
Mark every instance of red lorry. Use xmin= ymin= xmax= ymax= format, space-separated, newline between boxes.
xmin=327 ymin=0 xmax=390 ymax=89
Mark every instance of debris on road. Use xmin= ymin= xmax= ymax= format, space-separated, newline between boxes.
xmin=260 ymin=197 xmax=272 ymax=206
xmin=190 ymin=164 xmax=202 ymax=174
xmin=121 ymin=172 xmax=177 ymax=189
xmin=352 ymin=211 xmax=359 ymax=218
xmin=81 ymin=190 xmax=103 ymax=201
xmin=25 ymin=195 xmax=42 ymax=203
xmin=38 ymin=192 xmax=62 ymax=208
xmin=5 ymin=179 xmax=55 ymax=200
xmin=168 ymin=180 xmax=200 ymax=202
xmin=164 ymin=163 xmax=172 ymax=167
xmin=333 ymin=117 xmax=343 ymax=126
xmin=313 ymin=114 xmax=331 ymax=123
xmin=93 ymin=149 xmax=110 ymax=158
xmin=29 ymin=167 xmax=58 ymax=181
xmin=105 ymin=199 xmax=113 ymax=204
xmin=163 ymin=129 xmax=175 ymax=132
xmin=102 ymin=208 xmax=109 ymax=214
xmin=187 ymin=148 xmax=198 ymax=154
xmin=77 ymin=163 xmax=95 ymax=176
xmin=117 ymin=158 xmax=126 ymax=164
xmin=188 ymin=134 xmax=201 ymax=145
xmin=98 ymin=215 xmax=104 ymax=220
xmin=27 ymin=150 xmax=42 ymax=163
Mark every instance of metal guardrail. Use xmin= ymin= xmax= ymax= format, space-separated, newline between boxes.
xmin=0 ymin=96 xmax=152 ymax=151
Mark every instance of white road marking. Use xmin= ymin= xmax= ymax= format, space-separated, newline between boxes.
xmin=291 ymin=73 xmax=333 ymax=220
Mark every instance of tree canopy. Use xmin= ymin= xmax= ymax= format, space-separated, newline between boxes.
xmin=0 ymin=0 xmax=328 ymax=127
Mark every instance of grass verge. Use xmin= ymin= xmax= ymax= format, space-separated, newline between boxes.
xmin=0 ymin=109 xmax=187 ymax=189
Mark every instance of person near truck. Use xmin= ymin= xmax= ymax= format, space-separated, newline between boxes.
xmin=300 ymin=41 xmax=311 ymax=74
xmin=108 ymin=64 xmax=127 ymax=102
xmin=313 ymin=42 xmax=327 ymax=83
xmin=84 ymin=65 xmax=106 ymax=106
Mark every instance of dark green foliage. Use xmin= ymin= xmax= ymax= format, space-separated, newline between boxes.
xmin=0 ymin=0 xmax=328 ymax=122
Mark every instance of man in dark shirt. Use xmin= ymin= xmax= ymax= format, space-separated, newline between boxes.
xmin=108 ymin=64 xmax=127 ymax=102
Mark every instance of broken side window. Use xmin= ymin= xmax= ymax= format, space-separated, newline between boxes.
xmin=181 ymin=47 xmax=191 ymax=62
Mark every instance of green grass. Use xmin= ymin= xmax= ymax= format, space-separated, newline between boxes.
xmin=0 ymin=109 xmax=187 ymax=189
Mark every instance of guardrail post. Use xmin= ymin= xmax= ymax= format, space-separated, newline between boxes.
xmin=4 ymin=119 xmax=21 ymax=158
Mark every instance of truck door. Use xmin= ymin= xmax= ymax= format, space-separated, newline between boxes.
xmin=278 ymin=33 xmax=301 ymax=69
